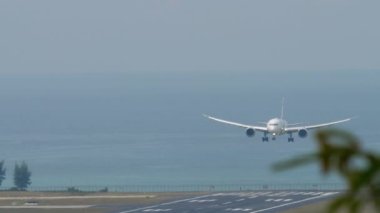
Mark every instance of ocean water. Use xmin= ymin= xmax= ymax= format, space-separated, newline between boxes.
xmin=0 ymin=70 xmax=378 ymax=187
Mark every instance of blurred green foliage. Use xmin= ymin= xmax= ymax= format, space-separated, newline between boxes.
xmin=273 ymin=129 xmax=380 ymax=213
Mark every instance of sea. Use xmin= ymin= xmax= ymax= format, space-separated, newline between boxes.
xmin=0 ymin=70 xmax=378 ymax=188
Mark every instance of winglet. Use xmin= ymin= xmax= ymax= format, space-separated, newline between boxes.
xmin=349 ymin=116 xmax=359 ymax=120
xmin=202 ymin=114 xmax=210 ymax=118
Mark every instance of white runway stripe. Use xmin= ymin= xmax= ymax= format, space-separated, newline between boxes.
xmin=250 ymin=192 xmax=339 ymax=213
xmin=118 ymin=194 xmax=211 ymax=213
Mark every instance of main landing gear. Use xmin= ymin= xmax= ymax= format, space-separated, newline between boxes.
xmin=288 ymin=133 xmax=294 ymax=142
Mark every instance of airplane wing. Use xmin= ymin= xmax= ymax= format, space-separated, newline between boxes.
xmin=203 ymin=114 xmax=267 ymax=132
xmin=285 ymin=118 xmax=352 ymax=132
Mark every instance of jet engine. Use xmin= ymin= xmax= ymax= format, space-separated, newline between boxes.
xmin=298 ymin=129 xmax=308 ymax=138
xmin=246 ymin=128 xmax=255 ymax=137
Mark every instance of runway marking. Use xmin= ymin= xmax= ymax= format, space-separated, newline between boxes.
xmin=266 ymin=198 xmax=293 ymax=202
xmin=260 ymin=192 xmax=273 ymax=196
xmin=250 ymin=192 xmax=339 ymax=213
xmin=189 ymin=199 xmax=216 ymax=203
xmin=0 ymin=195 xmax=155 ymax=200
xmin=117 ymin=194 xmax=211 ymax=213
xmin=293 ymin=192 xmax=304 ymax=195
xmin=226 ymin=208 xmax=252 ymax=212
xmin=308 ymin=192 xmax=318 ymax=196
xmin=270 ymin=192 xmax=289 ymax=197
xmin=118 ymin=191 xmax=339 ymax=213
xmin=143 ymin=209 xmax=171 ymax=212
xmin=280 ymin=192 xmax=294 ymax=196
xmin=0 ymin=205 xmax=93 ymax=209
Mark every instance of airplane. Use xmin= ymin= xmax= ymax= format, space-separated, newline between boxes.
xmin=203 ymin=100 xmax=352 ymax=142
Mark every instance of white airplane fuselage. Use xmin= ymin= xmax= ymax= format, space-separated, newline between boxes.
xmin=266 ymin=118 xmax=287 ymax=136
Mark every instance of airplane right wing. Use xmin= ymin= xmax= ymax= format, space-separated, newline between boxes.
xmin=203 ymin=114 xmax=267 ymax=132
xmin=285 ymin=118 xmax=352 ymax=132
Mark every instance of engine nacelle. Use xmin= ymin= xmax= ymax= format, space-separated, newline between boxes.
xmin=298 ymin=129 xmax=308 ymax=138
xmin=246 ymin=128 xmax=255 ymax=137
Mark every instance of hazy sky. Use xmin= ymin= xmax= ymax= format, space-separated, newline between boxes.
xmin=1 ymin=0 xmax=379 ymax=74
xmin=0 ymin=1 xmax=379 ymax=187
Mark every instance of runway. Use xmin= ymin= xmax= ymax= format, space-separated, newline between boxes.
xmin=115 ymin=190 xmax=339 ymax=213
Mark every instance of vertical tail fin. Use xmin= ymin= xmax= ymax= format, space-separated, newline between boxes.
xmin=281 ymin=98 xmax=285 ymax=119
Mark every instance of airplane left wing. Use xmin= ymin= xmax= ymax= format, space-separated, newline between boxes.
xmin=285 ymin=118 xmax=352 ymax=132
xmin=203 ymin=114 xmax=267 ymax=132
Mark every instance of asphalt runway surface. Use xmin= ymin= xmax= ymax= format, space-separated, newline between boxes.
xmin=114 ymin=190 xmax=339 ymax=213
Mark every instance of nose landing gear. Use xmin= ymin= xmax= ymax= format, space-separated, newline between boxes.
xmin=262 ymin=132 xmax=269 ymax=142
